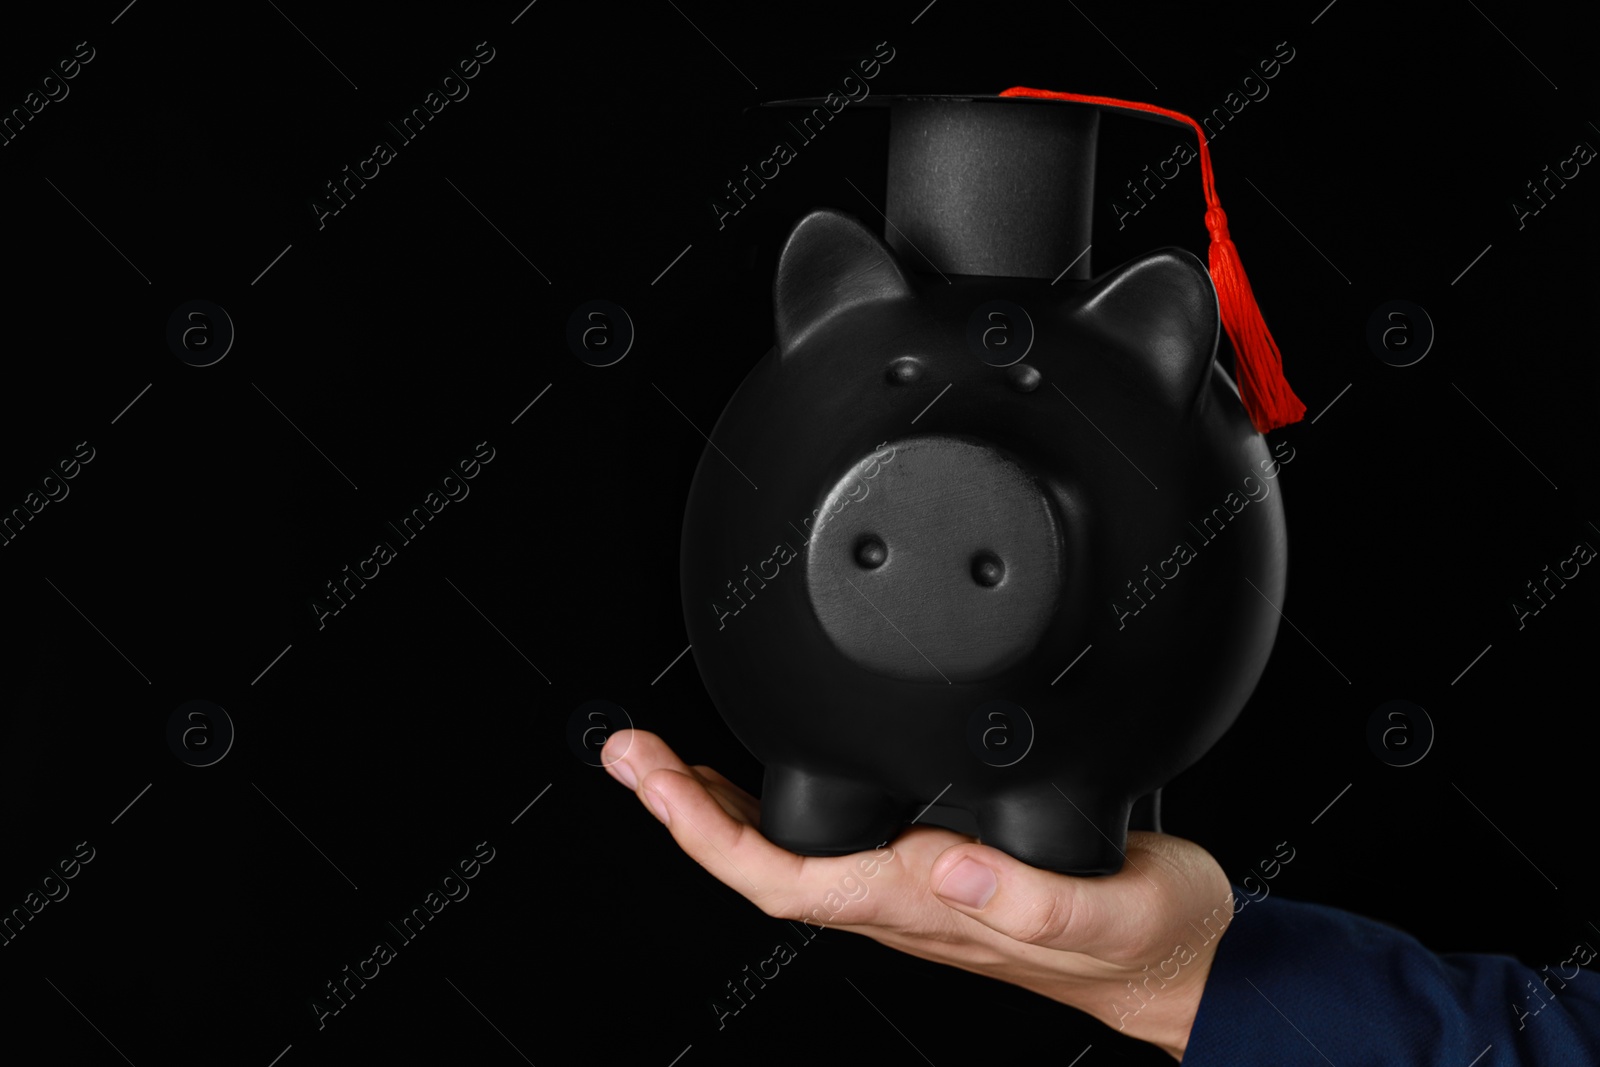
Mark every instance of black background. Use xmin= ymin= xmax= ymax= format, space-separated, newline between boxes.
xmin=1 ymin=1 xmax=1595 ymax=1064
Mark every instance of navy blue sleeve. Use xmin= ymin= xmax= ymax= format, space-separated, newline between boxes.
xmin=1183 ymin=888 xmax=1600 ymax=1065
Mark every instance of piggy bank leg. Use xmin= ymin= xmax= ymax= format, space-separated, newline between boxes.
xmin=974 ymin=784 xmax=1133 ymax=876
xmin=760 ymin=764 xmax=905 ymax=856
xmin=1128 ymin=788 xmax=1162 ymax=833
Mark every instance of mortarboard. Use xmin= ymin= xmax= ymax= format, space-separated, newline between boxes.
xmin=762 ymin=89 xmax=1307 ymax=433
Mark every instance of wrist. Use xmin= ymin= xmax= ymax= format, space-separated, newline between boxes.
xmin=1107 ymin=946 xmax=1219 ymax=1061
xmin=1078 ymin=885 xmax=1237 ymax=1060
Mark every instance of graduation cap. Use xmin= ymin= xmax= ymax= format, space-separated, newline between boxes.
xmin=761 ymin=88 xmax=1305 ymax=433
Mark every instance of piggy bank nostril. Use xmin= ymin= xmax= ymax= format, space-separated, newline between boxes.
xmin=972 ymin=552 xmax=1005 ymax=587
xmin=855 ymin=536 xmax=888 ymax=569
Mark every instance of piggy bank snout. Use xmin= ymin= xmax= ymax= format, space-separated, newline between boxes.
xmin=804 ymin=436 xmax=1064 ymax=683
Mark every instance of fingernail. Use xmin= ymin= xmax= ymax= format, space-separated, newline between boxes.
xmin=644 ymin=787 xmax=671 ymax=825
xmin=607 ymin=758 xmax=638 ymax=790
xmin=937 ymin=858 xmax=997 ymax=909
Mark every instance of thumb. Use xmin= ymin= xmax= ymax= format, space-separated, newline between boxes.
xmin=929 ymin=842 xmax=1164 ymax=957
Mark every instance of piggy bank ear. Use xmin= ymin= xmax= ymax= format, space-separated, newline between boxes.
xmin=1069 ymin=248 xmax=1220 ymax=411
xmin=775 ymin=208 xmax=914 ymax=356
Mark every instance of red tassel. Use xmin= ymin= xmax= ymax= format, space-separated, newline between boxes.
xmin=999 ymin=86 xmax=1306 ymax=433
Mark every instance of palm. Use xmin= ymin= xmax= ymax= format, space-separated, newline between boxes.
xmin=603 ymin=729 xmax=1230 ymax=1062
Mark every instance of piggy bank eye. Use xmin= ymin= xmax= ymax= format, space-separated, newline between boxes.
xmin=1006 ymin=364 xmax=1042 ymax=393
xmin=886 ymin=357 xmax=924 ymax=384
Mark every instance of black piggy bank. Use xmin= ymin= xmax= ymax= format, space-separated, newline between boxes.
xmin=679 ymin=207 xmax=1288 ymax=875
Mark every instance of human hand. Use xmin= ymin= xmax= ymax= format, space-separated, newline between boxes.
xmin=601 ymin=729 xmax=1235 ymax=1061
